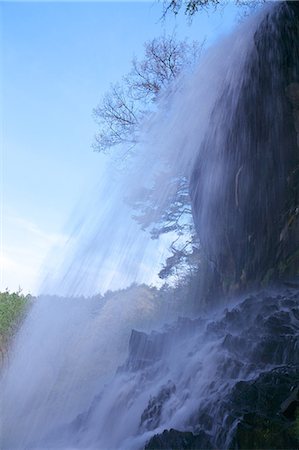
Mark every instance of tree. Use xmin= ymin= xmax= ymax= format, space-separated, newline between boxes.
xmin=131 ymin=175 xmax=201 ymax=280
xmin=93 ymin=35 xmax=204 ymax=280
xmin=162 ymin=0 xmax=220 ymax=17
xmin=162 ymin=0 xmax=264 ymax=17
xmin=93 ymin=35 xmax=203 ymax=153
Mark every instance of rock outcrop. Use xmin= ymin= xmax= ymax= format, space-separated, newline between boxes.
xmin=190 ymin=1 xmax=299 ymax=300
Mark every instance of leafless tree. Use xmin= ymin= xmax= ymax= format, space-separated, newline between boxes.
xmin=93 ymin=83 xmax=139 ymax=152
xmin=93 ymin=35 xmax=205 ymax=280
xmin=93 ymin=35 xmax=203 ymax=153
xmin=162 ymin=0 xmax=264 ymax=18
xmin=162 ymin=0 xmax=220 ymax=17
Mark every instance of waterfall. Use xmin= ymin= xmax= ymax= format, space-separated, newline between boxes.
xmin=190 ymin=1 xmax=299 ymax=299
xmin=1 ymin=2 xmax=298 ymax=449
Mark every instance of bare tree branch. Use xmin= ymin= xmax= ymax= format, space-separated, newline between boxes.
xmin=93 ymin=35 xmax=203 ymax=153
xmin=161 ymin=0 xmax=265 ymax=19
xmin=93 ymin=35 xmax=204 ymax=279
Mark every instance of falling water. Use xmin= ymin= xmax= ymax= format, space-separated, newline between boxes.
xmin=1 ymin=2 xmax=299 ymax=449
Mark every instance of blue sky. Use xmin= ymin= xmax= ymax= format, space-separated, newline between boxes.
xmin=1 ymin=1 xmax=239 ymax=294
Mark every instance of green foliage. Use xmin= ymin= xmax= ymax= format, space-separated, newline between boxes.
xmin=0 ymin=290 xmax=31 ymax=354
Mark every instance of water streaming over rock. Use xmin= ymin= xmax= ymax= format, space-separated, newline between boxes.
xmin=190 ymin=1 xmax=299 ymax=299
xmin=1 ymin=2 xmax=299 ymax=449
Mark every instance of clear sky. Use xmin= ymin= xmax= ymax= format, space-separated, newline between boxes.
xmin=0 ymin=0 xmax=240 ymax=295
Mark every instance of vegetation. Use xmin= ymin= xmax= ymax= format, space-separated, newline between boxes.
xmin=162 ymin=0 xmax=222 ymax=17
xmin=93 ymin=34 xmax=204 ymax=282
xmin=93 ymin=34 xmax=203 ymax=153
xmin=162 ymin=0 xmax=264 ymax=17
xmin=0 ymin=290 xmax=32 ymax=362
xmin=94 ymin=2 xmax=298 ymax=294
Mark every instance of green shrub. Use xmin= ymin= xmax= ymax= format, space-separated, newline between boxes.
xmin=0 ymin=290 xmax=32 ymax=355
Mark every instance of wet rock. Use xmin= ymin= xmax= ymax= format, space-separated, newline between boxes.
xmin=144 ymin=428 xmax=212 ymax=450
xmin=232 ymin=413 xmax=298 ymax=450
xmin=227 ymin=368 xmax=299 ymax=449
xmin=140 ymin=381 xmax=176 ymax=431
xmin=140 ymin=288 xmax=299 ymax=450
xmin=190 ymin=1 xmax=299 ymax=299
xmin=280 ymin=386 xmax=299 ymax=421
xmin=123 ymin=329 xmax=166 ymax=371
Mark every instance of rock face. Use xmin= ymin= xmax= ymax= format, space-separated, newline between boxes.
xmin=228 ymin=368 xmax=299 ymax=449
xmin=280 ymin=385 xmax=299 ymax=420
xmin=144 ymin=428 xmax=212 ymax=450
xmin=140 ymin=381 xmax=176 ymax=431
xmin=35 ymin=286 xmax=298 ymax=450
xmin=142 ymin=286 xmax=299 ymax=450
xmin=190 ymin=1 xmax=299 ymax=299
